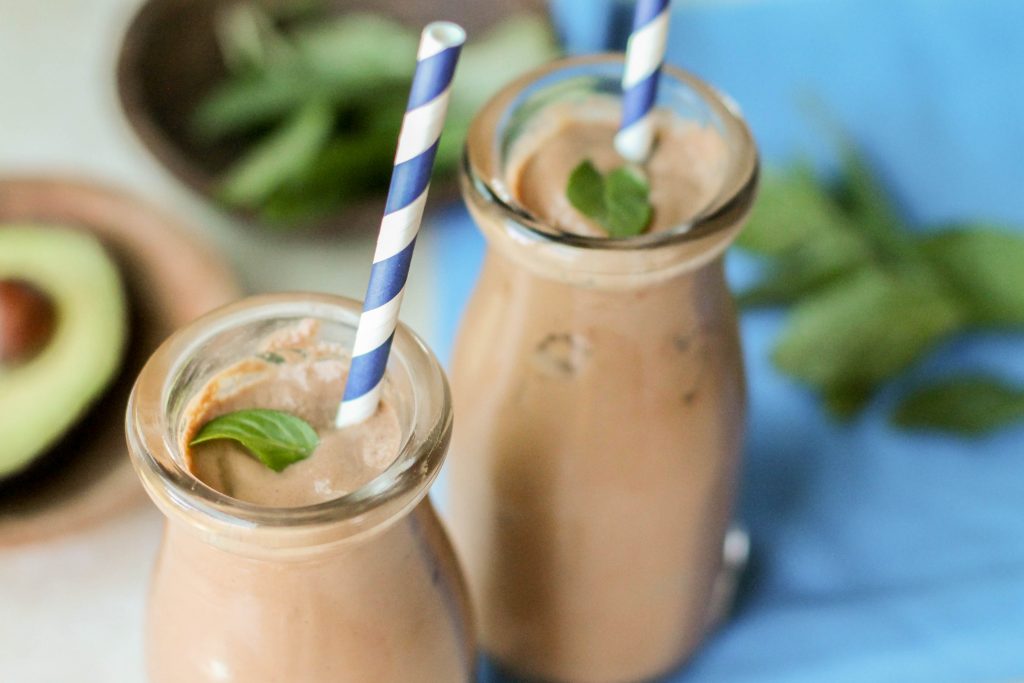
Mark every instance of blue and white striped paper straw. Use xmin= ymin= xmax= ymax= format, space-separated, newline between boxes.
xmin=335 ymin=22 xmax=465 ymax=428
xmin=615 ymin=0 xmax=671 ymax=162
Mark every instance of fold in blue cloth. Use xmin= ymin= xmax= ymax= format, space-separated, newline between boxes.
xmin=431 ymin=1 xmax=1024 ymax=680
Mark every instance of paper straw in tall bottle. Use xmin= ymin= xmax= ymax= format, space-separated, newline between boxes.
xmin=615 ymin=0 xmax=672 ymax=162
xmin=335 ymin=21 xmax=465 ymax=428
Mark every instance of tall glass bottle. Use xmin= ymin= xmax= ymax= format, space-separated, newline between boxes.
xmin=447 ymin=56 xmax=758 ymax=682
xmin=126 ymin=293 xmax=474 ymax=682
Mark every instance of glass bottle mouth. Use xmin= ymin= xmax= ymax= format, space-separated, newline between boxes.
xmin=126 ymin=293 xmax=452 ymax=550
xmin=463 ymin=54 xmax=759 ymax=252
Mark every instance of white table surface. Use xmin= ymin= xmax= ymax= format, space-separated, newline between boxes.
xmin=0 ymin=1 xmax=442 ymax=680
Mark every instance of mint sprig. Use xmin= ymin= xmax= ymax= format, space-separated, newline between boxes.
xmin=190 ymin=409 xmax=319 ymax=472
xmin=566 ymin=160 xmax=653 ymax=237
xmin=738 ymin=144 xmax=1024 ymax=433
xmin=195 ymin=8 xmax=560 ymax=227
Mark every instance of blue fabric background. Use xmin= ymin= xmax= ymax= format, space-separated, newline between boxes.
xmin=427 ymin=1 xmax=1024 ymax=680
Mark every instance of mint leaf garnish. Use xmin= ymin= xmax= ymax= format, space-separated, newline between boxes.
xmin=605 ymin=166 xmax=653 ymax=237
xmin=566 ymin=161 xmax=606 ymax=222
xmin=190 ymin=409 xmax=319 ymax=472
xmin=894 ymin=377 xmax=1024 ymax=435
xmin=566 ymin=160 xmax=652 ymax=237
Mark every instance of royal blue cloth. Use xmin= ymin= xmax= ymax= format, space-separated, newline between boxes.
xmin=426 ymin=1 xmax=1024 ymax=680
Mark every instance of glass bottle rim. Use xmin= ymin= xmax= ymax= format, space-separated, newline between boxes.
xmin=463 ymin=53 xmax=760 ymax=252
xmin=126 ymin=293 xmax=452 ymax=541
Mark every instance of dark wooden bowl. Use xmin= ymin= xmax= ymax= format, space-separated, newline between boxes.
xmin=116 ymin=0 xmax=546 ymax=233
xmin=0 ymin=178 xmax=240 ymax=546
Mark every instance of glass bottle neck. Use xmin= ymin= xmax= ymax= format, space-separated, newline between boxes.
xmin=126 ymin=293 xmax=452 ymax=558
xmin=460 ymin=55 xmax=758 ymax=290
xmin=463 ymin=184 xmax=745 ymax=290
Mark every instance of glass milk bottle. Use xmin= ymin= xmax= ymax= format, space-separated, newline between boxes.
xmin=446 ymin=56 xmax=758 ymax=682
xmin=126 ymin=293 xmax=474 ymax=682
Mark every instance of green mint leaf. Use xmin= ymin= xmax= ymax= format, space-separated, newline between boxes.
xmin=291 ymin=14 xmax=417 ymax=84
xmin=566 ymin=160 xmax=607 ymax=224
xmin=604 ymin=165 xmax=652 ymax=237
xmin=192 ymin=70 xmax=321 ymax=141
xmin=190 ymin=409 xmax=319 ymax=473
xmin=257 ymin=351 xmax=285 ymax=364
xmin=214 ymin=3 xmax=292 ymax=75
xmin=196 ymin=12 xmax=556 ymax=226
xmin=835 ymin=146 xmax=919 ymax=264
xmin=919 ymin=226 xmax=1024 ymax=327
xmin=736 ymin=165 xmax=845 ymax=255
xmin=735 ymin=163 xmax=875 ymax=308
xmin=218 ymin=98 xmax=334 ymax=207
xmin=257 ymin=106 xmax=402 ymax=224
xmin=739 ymin=227 xmax=871 ymax=308
xmin=836 ymin=146 xmax=905 ymax=231
xmin=772 ymin=269 xmax=964 ymax=416
xmin=822 ymin=384 xmax=875 ymax=419
xmin=735 ymin=134 xmax=1024 ymax=425
xmin=566 ymin=161 xmax=653 ymax=237
xmin=193 ymin=15 xmax=412 ymax=142
xmin=893 ymin=376 xmax=1024 ymax=435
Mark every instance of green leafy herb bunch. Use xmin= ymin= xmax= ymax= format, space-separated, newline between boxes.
xmin=737 ymin=147 xmax=1024 ymax=435
xmin=194 ymin=4 xmax=559 ymax=227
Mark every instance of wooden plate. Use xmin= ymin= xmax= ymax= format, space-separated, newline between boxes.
xmin=0 ymin=177 xmax=240 ymax=546
xmin=115 ymin=0 xmax=546 ymax=232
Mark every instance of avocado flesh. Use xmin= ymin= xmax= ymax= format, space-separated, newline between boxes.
xmin=0 ymin=225 xmax=127 ymax=478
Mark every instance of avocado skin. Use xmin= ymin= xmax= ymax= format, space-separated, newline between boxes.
xmin=0 ymin=226 xmax=129 ymax=479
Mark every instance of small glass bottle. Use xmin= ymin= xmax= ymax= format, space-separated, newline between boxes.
xmin=447 ymin=56 xmax=758 ymax=682
xmin=126 ymin=293 xmax=474 ymax=683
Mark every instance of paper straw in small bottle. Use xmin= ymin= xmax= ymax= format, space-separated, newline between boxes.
xmin=614 ymin=0 xmax=672 ymax=163
xmin=335 ymin=21 xmax=465 ymax=428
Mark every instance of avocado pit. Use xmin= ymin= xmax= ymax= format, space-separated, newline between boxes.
xmin=0 ymin=278 xmax=56 ymax=366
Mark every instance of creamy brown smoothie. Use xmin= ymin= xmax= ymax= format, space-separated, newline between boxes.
xmin=508 ymin=100 xmax=728 ymax=237
xmin=127 ymin=296 xmax=474 ymax=683
xmin=182 ymin=319 xmax=400 ymax=507
xmin=446 ymin=59 xmax=757 ymax=683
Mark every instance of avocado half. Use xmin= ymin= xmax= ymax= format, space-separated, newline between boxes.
xmin=0 ymin=225 xmax=128 ymax=478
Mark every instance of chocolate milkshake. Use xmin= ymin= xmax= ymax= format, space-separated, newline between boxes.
xmin=508 ymin=101 xmax=728 ymax=237
xmin=182 ymin=318 xmax=401 ymax=508
xmin=126 ymin=294 xmax=473 ymax=683
xmin=446 ymin=56 xmax=758 ymax=682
